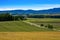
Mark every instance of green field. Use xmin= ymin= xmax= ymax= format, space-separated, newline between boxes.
xmin=0 ymin=18 xmax=60 ymax=32
xmin=26 ymin=18 xmax=60 ymax=30
xmin=27 ymin=18 xmax=60 ymax=23
xmin=0 ymin=21 xmax=49 ymax=32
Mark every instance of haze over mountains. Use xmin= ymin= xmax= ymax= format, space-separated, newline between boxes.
xmin=0 ymin=8 xmax=60 ymax=15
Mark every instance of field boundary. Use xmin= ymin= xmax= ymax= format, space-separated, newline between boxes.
xmin=23 ymin=21 xmax=60 ymax=31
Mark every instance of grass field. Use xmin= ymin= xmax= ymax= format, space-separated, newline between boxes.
xmin=0 ymin=32 xmax=60 ymax=40
xmin=26 ymin=18 xmax=60 ymax=30
xmin=0 ymin=18 xmax=60 ymax=40
xmin=0 ymin=21 xmax=49 ymax=32
xmin=27 ymin=18 xmax=60 ymax=23
xmin=0 ymin=18 xmax=60 ymax=31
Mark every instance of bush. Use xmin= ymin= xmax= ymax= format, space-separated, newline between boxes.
xmin=19 ymin=15 xmax=27 ymax=20
xmin=47 ymin=24 xmax=53 ymax=30
xmin=45 ymin=25 xmax=47 ymax=27
xmin=40 ymin=24 xmax=44 ymax=26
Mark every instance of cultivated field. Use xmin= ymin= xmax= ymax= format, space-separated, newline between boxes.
xmin=0 ymin=32 xmax=60 ymax=40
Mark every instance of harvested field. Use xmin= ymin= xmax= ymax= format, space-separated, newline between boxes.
xmin=0 ymin=32 xmax=60 ymax=40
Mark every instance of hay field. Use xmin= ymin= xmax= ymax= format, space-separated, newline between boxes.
xmin=0 ymin=32 xmax=60 ymax=40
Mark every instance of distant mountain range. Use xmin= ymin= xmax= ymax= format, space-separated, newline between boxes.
xmin=0 ymin=8 xmax=60 ymax=15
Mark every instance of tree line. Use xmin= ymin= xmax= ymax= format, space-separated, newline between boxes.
xmin=0 ymin=13 xmax=27 ymax=21
xmin=0 ymin=13 xmax=60 ymax=21
xmin=27 ymin=14 xmax=60 ymax=18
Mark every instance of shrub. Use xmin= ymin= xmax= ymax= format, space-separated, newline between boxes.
xmin=47 ymin=24 xmax=53 ymax=30
xmin=40 ymin=24 xmax=44 ymax=26
xmin=19 ymin=15 xmax=27 ymax=20
xmin=45 ymin=25 xmax=47 ymax=27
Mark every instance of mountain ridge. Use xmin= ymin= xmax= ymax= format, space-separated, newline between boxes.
xmin=0 ymin=8 xmax=60 ymax=14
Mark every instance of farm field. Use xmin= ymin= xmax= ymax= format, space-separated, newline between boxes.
xmin=27 ymin=18 xmax=60 ymax=23
xmin=26 ymin=18 xmax=60 ymax=30
xmin=0 ymin=32 xmax=60 ymax=40
xmin=0 ymin=18 xmax=60 ymax=40
xmin=0 ymin=21 xmax=49 ymax=32
xmin=0 ymin=18 xmax=60 ymax=31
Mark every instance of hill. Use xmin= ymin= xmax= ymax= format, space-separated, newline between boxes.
xmin=0 ymin=8 xmax=60 ymax=14
xmin=0 ymin=21 xmax=47 ymax=32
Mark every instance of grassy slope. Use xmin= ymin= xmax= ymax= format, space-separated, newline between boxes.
xmin=0 ymin=21 xmax=48 ymax=32
xmin=26 ymin=18 xmax=60 ymax=30
xmin=27 ymin=18 xmax=60 ymax=23
xmin=0 ymin=18 xmax=60 ymax=32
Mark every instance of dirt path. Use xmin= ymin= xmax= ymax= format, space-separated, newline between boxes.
xmin=23 ymin=21 xmax=60 ymax=31
xmin=23 ymin=21 xmax=45 ymax=28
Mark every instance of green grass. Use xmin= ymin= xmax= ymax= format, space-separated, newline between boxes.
xmin=27 ymin=18 xmax=60 ymax=23
xmin=0 ymin=21 xmax=50 ymax=32
xmin=26 ymin=18 xmax=60 ymax=30
xmin=0 ymin=18 xmax=60 ymax=32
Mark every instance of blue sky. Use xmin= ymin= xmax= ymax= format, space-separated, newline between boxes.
xmin=0 ymin=0 xmax=60 ymax=10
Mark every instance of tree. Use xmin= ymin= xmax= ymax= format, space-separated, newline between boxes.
xmin=19 ymin=15 xmax=27 ymax=20
xmin=47 ymin=24 xmax=53 ymax=30
xmin=0 ymin=13 xmax=14 ymax=21
xmin=0 ymin=13 xmax=27 ymax=21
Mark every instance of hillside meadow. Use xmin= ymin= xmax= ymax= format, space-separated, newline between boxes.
xmin=26 ymin=18 xmax=60 ymax=30
xmin=0 ymin=21 xmax=50 ymax=32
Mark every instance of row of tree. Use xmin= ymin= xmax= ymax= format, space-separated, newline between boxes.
xmin=0 ymin=13 xmax=60 ymax=21
xmin=0 ymin=13 xmax=27 ymax=21
xmin=27 ymin=14 xmax=60 ymax=18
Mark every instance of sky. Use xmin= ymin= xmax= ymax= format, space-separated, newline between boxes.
xmin=0 ymin=0 xmax=60 ymax=10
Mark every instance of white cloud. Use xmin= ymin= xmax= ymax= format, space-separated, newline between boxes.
xmin=0 ymin=4 xmax=60 ymax=11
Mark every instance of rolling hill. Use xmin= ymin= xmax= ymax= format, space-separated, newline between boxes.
xmin=0 ymin=21 xmax=48 ymax=32
xmin=0 ymin=8 xmax=60 ymax=14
